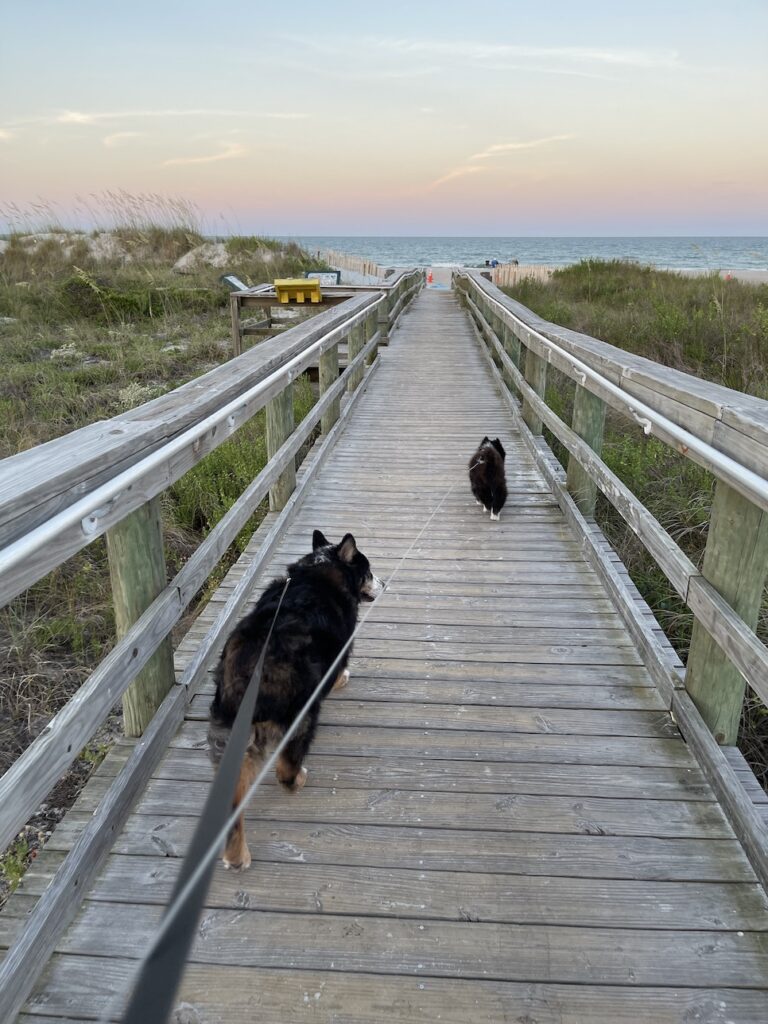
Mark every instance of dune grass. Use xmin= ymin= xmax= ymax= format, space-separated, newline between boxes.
xmin=504 ymin=260 xmax=768 ymax=785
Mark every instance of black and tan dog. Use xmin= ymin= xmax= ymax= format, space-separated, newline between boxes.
xmin=208 ymin=530 xmax=383 ymax=869
xmin=469 ymin=436 xmax=507 ymax=520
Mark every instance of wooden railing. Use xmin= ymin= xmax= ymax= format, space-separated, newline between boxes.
xmin=455 ymin=268 xmax=768 ymax=889
xmin=0 ymin=268 xmax=423 ymax=1017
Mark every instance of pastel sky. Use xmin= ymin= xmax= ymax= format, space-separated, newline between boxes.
xmin=1 ymin=0 xmax=766 ymax=235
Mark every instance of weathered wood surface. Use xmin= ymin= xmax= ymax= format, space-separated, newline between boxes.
xmin=105 ymin=497 xmax=175 ymax=737
xmin=685 ymin=481 xmax=768 ymax=743
xmin=265 ymin=382 xmax=296 ymax=511
xmin=566 ymin=382 xmax=606 ymax=516
xmin=4 ymin=289 xmax=768 ymax=1022
xmin=14 ymin=962 xmax=768 ymax=1024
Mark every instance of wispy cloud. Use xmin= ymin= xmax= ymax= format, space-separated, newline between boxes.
xmin=59 ymin=109 xmax=309 ymax=124
xmin=103 ymin=131 xmax=144 ymax=148
xmin=0 ymin=129 xmax=12 ymax=141
xmin=3 ymin=109 xmax=309 ymax=130
xmin=428 ymin=134 xmax=574 ymax=191
xmin=470 ymin=135 xmax=575 ymax=160
xmin=58 ymin=111 xmax=98 ymax=124
xmin=428 ymin=165 xmax=487 ymax=190
xmin=162 ymin=142 xmax=247 ymax=167
xmin=371 ymin=38 xmax=682 ymax=70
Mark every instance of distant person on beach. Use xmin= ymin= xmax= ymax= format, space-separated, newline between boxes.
xmin=511 ymin=259 xmax=519 ymax=266
xmin=491 ymin=259 xmax=499 ymax=268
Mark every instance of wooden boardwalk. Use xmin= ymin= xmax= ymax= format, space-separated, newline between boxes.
xmin=4 ymin=289 xmax=768 ymax=1021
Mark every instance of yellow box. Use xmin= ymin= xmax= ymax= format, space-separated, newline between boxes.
xmin=273 ymin=278 xmax=322 ymax=304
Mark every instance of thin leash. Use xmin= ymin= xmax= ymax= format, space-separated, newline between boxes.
xmin=110 ymin=466 xmax=478 ymax=1023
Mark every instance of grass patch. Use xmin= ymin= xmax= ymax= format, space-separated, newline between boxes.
xmin=0 ymin=837 xmax=31 ymax=896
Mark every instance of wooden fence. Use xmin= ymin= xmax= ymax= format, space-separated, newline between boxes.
xmin=319 ymin=249 xmax=392 ymax=280
xmin=491 ymin=264 xmax=555 ymax=287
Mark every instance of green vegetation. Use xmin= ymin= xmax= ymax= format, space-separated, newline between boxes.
xmin=504 ymin=260 xmax=768 ymax=785
xmin=0 ymin=195 xmax=328 ymax=789
xmin=0 ymin=836 xmax=31 ymax=897
xmin=510 ymin=260 xmax=768 ymax=395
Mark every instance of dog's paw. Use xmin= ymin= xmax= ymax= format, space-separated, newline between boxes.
xmin=223 ymin=848 xmax=252 ymax=871
xmin=294 ymin=766 xmax=308 ymax=791
xmin=475 ymin=499 xmax=483 ymax=506
xmin=333 ymin=668 xmax=350 ymax=691
xmin=490 ymin=512 xmax=500 ymax=521
xmin=482 ymin=506 xmax=489 ymax=513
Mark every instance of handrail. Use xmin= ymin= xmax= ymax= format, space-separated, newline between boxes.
xmin=455 ymin=268 xmax=768 ymax=716
xmin=466 ymin=270 xmax=768 ymax=477
xmin=0 ymin=270 xmax=419 ymax=550
xmin=0 ymin=294 xmax=383 ymax=606
xmin=460 ymin=271 xmax=768 ymax=511
xmin=0 ymin=268 xmax=422 ymax=848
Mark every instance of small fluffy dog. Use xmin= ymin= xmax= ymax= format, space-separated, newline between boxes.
xmin=208 ymin=530 xmax=383 ymax=869
xmin=469 ymin=437 xmax=507 ymax=521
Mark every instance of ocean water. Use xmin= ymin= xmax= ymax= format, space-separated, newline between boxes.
xmin=285 ymin=236 xmax=768 ymax=270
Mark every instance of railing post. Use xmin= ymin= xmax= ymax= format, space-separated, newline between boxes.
xmin=365 ymin=309 xmax=379 ymax=365
xmin=106 ymin=497 xmax=175 ymax=737
xmin=501 ymin=321 xmax=522 ymax=395
xmin=347 ymin=321 xmax=365 ymax=392
xmin=230 ymin=293 xmax=242 ymax=357
xmin=685 ymin=483 xmax=768 ymax=744
xmin=521 ymin=345 xmax=548 ymax=434
xmin=566 ymin=386 xmax=606 ymax=516
xmin=502 ymin=320 xmax=521 ymax=370
xmin=319 ymin=340 xmax=341 ymax=434
xmin=378 ymin=290 xmax=391 ymax=346
xmin=265 ymin=383 xmax=295 ymax=510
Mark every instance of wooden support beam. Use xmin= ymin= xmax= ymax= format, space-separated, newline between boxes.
xmin=378 ymin=291 xmax=392 ymax=346
xmin=685 ymin=482 xmax=768 ymax=744
xmin=566 ymin=385 xmax=607 ymax=517
xmin=265 ymin=384 xmax=295 ymax=511
xmin=319 ymin=342 xmax=341 ymax=434
xmin=365 ymin=311 xmax=379 ymax=366
xmin=229 ymin=293 xmax=242 ymax=357
xmin=347 ymin=323 xmax=365 ymax=392
xmin=521 ymin=346 xmax=548 ymax=434
xmin=106 ymin=498 xmax=175 ymax=737
xmin=503 ymin=321 xmax=521 ymax=373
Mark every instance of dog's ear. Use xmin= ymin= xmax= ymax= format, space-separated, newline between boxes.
xmin=312 ymin=529 xmax=329 ymax=550
xmin=337 ymin=533 xmax=358 ymax=563
xmin=481 ymin=435 xmax=489 ymax=445
xmin=492 ymin=438 xmax=506 ymax=458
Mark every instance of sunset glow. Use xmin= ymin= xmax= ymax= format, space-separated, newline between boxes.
xmin=1 ymin=1 xmax=766 ymax=235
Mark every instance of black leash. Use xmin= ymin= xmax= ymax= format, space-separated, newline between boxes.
xmin=120 ymin=579 xmax=289 ymax=1024
xmin=115 ymin=469 xmax=474 ymax=1022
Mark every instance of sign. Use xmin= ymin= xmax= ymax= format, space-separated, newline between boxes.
xmin=304 ymin=270 xmax=341 ymax=285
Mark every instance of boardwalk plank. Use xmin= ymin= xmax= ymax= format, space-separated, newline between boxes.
xmin=8 ymin=856 xmax=768 ymax=931
xmin=6 ymin=902 xmax=768 ymax=988
xmin=46 ymin=816 xmax=758 ymax=882
xmin=17 ymin=961 xmax=768 ymax=1024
